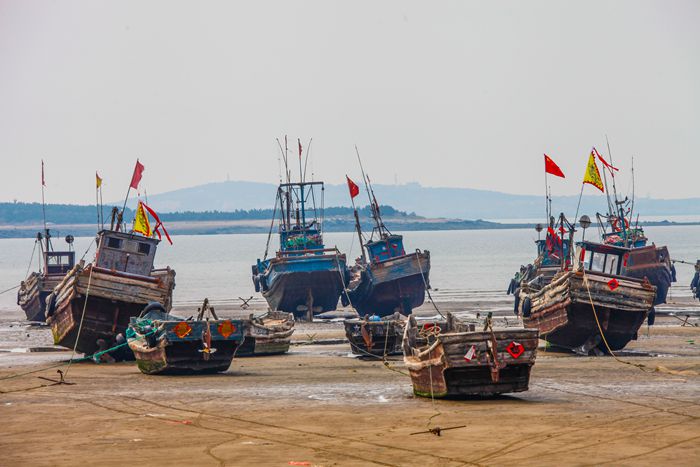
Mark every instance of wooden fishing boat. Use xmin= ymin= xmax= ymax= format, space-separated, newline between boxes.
xmin=517 ymin=259 xmax=656 ymax=354
xmin=46 ymin=229 xmax=175 ymax=356
xmin=344 ymin=163 xmax=430 ymax=317
xmin=17 ymin=230 xmax=75 ymax=322
xmin=344 ymin=313 xmax=406 ymax=356
xmin=252 ymin=175 xmax=347 ymax=320
xmin=236 ymin=310 xmax=295 ymax=356
xmin=403 ymin=313 xmax=538 ymax=398
xmin=127 ymin=301 xmax=246 ymax=374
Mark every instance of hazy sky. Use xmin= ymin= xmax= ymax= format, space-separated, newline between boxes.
xmin=1 ymin=0 xmax=698 ymax=205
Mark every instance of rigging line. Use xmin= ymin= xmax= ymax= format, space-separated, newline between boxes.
xmin=415 ymin=249 xmax=444 ymax=319
xmin=24 ymin=239 xmax=39 ymax=278
xmin=263 ymin=194 xmax=279 ymax=261
xmin=0 ymin=284 xmax=20 ymax=296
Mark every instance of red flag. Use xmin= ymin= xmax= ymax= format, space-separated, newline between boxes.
xmin=298 ymin=139 xmax=303 ymax=160
xmin=544 ymin=154 xmax=565 ymax=178
xmin=141 ymin=202 xmax=172 ymax=245
xmin=41 ymin=160 xmax=46 ymax=186
xmin=593 ymin=147 xmax=618 ymax=172
xmin=130 ymin=160 xmax=145 ymax=189
xmin=346 ymin=176 xmax=359 ymax=199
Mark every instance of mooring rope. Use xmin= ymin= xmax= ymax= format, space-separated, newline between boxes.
xmin=415 ymin=249 xmax=445 ymax=319
xmin=0 ymin=284 xmax=20 ymax=296
xmin=581 ymin=268 xmax=698 ymax=376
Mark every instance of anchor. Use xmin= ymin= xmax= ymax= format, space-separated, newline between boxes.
xmin=37 ymin=369 xmax=75 ymax=386
xmin=238 ymin=296 xmax=253 ymax=310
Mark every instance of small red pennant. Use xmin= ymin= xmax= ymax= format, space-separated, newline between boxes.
xmin=506 ymin=341 xmax=524 ymax=359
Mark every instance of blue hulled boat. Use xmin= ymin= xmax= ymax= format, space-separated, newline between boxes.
xmin=345 ymin=171 xmax=430 ymax=317
xmin=252 ymin=177 xmax=347 ymax=321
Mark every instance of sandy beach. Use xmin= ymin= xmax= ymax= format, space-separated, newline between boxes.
xmin=1 ymin=297 xmax=699 ymax=467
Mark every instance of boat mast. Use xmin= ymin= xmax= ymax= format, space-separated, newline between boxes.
xmin=355 ymin=146 xmax=387 ymax=239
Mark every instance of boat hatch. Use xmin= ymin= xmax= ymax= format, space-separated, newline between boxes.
xmin=45 ymin=251 xmax=75 ymax=275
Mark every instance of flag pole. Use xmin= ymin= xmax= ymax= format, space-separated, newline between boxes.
xmin=95 ymin=181 xmax=100 ymax=232
xmin=41 ymin=160 xmax=47 ymax=234
xmin=544 ymin=163 xmax=549 ymax=222
xmin=99 ymin=184 xmax=104 ymax=229
xmin=574 ymin=183 xmax=585 ymax=226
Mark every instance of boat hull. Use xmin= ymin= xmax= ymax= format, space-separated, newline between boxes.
xmin=128 ymin=319 xmax=246 ymax=375
xmin=261 ymin=254 xmax=346 ymax=318
xmin=519 ymin=270 xmax=655 ymax=352
xmin=403 ymin=315 xmax=538 ymax=398
xmin=17 ymin=273 xmax=64 ymax=322
xmin=344 ymin=318 xmax=405 ymax=356
xmin=348 ymin=251 xmax=430 ymax=317
xmin=46 ymin=263 xmax=176 ymax=356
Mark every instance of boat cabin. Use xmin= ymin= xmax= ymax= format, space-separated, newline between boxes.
xmin=95 ymin=229 xmax=159 ymax=276
xmin=44 ymin=251 xmax=75 ymax=275
xmin=578 ymin=241 xmax=627 ymax=276
xmin=366 ymin=234 xmax=405 ymax=264
xmin=535 ymin=237 xmax=571 ymax=267
xmin=280 ymin=222 xmax=324 ymax=253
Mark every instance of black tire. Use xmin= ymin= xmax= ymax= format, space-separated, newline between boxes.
xmin=507 ymin=278 xmax=516 ymax=295
xmin=671 ymin=264 xmax=677 ymax=282
xmin=253 ymin=275 xmax=260 ymax=293
xmin=522 ymin=296 xmax=532 ymax=318
xmin=513 ymin=288 xmax=521 ymax=316
xmin=139 ymin=301 xmax=166 ymax=318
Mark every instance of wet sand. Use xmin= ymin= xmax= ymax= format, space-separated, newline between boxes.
xmin=1 ymin=300 xmax=700 ymax=466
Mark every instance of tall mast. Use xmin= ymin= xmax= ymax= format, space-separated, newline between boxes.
xmin=354 ymin=146 xmax=382 ymax=235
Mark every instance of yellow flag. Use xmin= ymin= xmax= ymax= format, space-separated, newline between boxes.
xmin=582 ymin=153 xmax=604 ymax=192
xmin=133 ymin=201 xmax=151 ymax=237
xmin=96 ymin=172 xmax=102 ymax=188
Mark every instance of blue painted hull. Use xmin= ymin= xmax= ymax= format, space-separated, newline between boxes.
xmin=260 ymin=254 xmax=347 ymax=318
xmin=348 ymin=250 xmax=430 ymax=317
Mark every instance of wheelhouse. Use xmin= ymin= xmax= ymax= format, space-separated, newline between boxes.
xmin=44 ymin=251 xmax=75 ymax=275
xmin=366 ymin=234 xmax=406 ymax=264
xmin=95 ymin=229 xmax=160 ymax=276
xmin=578 ymin=241 xmax=627 ymax=276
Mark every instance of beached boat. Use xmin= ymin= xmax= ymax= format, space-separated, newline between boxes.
xmin=507 ymin=216 xmax=573 ymax=312
xmin=344 ymin=313 xmax=405 ymax=356
xmin=403 ymin=312 xmax=538 ymax=398
xmin=344 ymin=167 xmax=430 ymax=317
xmin=597 ymin=212 xmax=675 ymax=305
xmin=252 ymin=156 xmax=347 ymax=320
xmin=127 ymin=301 xmax=246 ymax=374
xmin=17 ymin=230 xmax=75 ymax=322
xmin=517 ymin=238 xmax=656 ymax=354
xmin=236 ymin=310 xmax=295 ymax=356
xmin=46 ymin=228 xmax=175 ymax=356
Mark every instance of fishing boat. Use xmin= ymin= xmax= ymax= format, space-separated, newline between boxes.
xmin=517 ymin=232 xmax=656 ymax=354
xmin=591 ymin=145 xmax=676 ymax=305
xmin=252 ymin=138 xmax=347 ymax=320
xmin=236 ymin=310 xmax=295 ymax=356
xmin=344 ymin=158 xmax=430 ymax=317
xmin=127 ymin=300 xmax=246 ymax=374
xmin=344 ymin=312 xmax=405 ymax=357
xmin=46 ymin=162 xmax=176 ymax=356
xmin=403 ymin=312 xmax=538 ymax=398
xmin=17 ymin=230 xmax=75 ymax=322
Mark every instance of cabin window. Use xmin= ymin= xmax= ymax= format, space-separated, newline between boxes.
xmin=605 ymin=255 xmax=620 ymax=275
xmin=138 ymin=242 xmax=151 ymax=255
xmin=590 ymin=252 xmax=606 ymax=272
xmin=582 ymin=250 xmax=592 ymax=269
xmin=106 ymin=237 xmax=122 ymax=249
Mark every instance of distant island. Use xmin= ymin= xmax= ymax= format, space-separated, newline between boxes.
xmin=0 ymin=201 xmax=697 ymax=239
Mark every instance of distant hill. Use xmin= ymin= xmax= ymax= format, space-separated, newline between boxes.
xmin=123 ymin=180 xmax=700 ymax=220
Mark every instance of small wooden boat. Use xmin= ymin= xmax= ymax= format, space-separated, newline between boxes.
xmin=18 ymin=230 xmax=76 ymax=322
xmin=252 ymin=173 xmax=347 ymax=320
xmin=46 ymin=228 xmax=175 ymax=356
xmin=127 ymin=300 xmax=246 ymax=374
xmin=403 ymin=313 xmax=538 ymax=398
xmin=236 ymin=310 xmax=295 ymax=356
xmin=344 ymin=313 xmax=406 ymax=356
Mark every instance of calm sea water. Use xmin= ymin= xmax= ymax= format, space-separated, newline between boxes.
xmin=1 ymin=226 xmax=698 ymax=311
